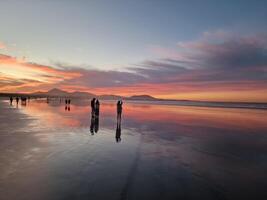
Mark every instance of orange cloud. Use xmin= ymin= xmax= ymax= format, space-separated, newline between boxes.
xmin=0 ymin=54 xmax=81 ymax=92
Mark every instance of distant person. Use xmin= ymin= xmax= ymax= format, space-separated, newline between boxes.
xmin=16 ymin=97 xmax=19 ymax=105
xmin=21 ymin=97 xmax=27 ymax=106
xmin=91 ymin=98 xmax=96 ymax=114
xmin=117 ymin=100 xmax=123 ymax=122
xmin=10 ymin=97 xmax=13 ymax=105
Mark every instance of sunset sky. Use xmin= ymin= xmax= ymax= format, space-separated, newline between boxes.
xmin=0 ymin=0 xmax=267 ymax=102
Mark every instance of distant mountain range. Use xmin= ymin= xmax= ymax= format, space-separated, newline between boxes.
xmin=30 ymin=88 xmax=159 ymax=101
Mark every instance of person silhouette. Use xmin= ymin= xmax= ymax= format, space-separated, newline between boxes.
xmin=90 ymin=99 xmax=100 ymax=134
xmin=10 ymin=97 xmax=13 ymax=105
xmin=21 ymin=97 xmax=27 ymax=106
xmin=16 ymin=97 xmax=19 ymax=105
xmin=117 ymin=100 xmax=123 ymax=122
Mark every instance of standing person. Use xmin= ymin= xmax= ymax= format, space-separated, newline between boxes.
xmin=10 ymin=97 xmax=13 ymax=105
xmin=91 ymin=98 xmax=96 ymax=114
xmin=16 ymin=97 xmax=19 ymax=105
xmin=117 ymin=100 xmax=123 ymax=122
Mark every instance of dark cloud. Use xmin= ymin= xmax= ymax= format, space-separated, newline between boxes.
xmin=58 ymin=34 xmax=267 ymax=91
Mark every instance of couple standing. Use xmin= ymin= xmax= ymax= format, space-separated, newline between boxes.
xmin=90 ymin=98 xmax=100 ymax=135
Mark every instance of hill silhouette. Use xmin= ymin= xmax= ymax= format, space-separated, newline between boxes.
xmin=29 ymin=88 xmax=157 ymax=100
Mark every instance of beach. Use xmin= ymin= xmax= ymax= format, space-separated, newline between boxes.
xmin=0 ymin=99 xmax=267 ymax=200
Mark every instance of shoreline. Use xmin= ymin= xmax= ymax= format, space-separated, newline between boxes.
xmin=2 ymin=97 xmax=266 ymax=110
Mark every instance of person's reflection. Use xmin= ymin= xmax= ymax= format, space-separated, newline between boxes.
xmin=94 ymin=115 xmax=99 ymax=133
xmin=116 ymin=117 xmax=122 ymax=142
xmin=90 ymin=112 xmax=95 ymax=135
xmin=65 ymin=105 xmax=70 ymax=111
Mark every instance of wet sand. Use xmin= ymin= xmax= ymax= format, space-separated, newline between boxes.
xmin=0 ymin=99 xmax=267 ymax=200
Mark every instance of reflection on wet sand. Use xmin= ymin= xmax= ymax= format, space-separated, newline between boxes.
xmin=1 ymin=99 xmax=267 ymax=200
xmin=116 ymin=116 xmax=122 ymax=142
xmin=18 ymin=99 xmax=267 ymax=131
xmin=90 ymin=109 xmax=100 ymax=135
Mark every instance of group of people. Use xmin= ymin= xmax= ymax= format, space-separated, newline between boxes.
xmin=65 ymin=99 xmax=71 ymax=105
xmin=89 ymin=98 xmax=123 ymax=142
xmin=9 ymin=95 xmax=123 ymax=141
xmin=9 ymin=96 xmax=27 ymax=106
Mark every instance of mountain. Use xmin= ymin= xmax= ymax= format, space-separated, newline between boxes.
xmin=47 ymin=88 xmax=69 ymax=96
xmin=98 ymin=94 xmax=123 ymax=100
xmin=29 ymin=88 xmax=159 ymax=101
xmin=31 ymin=88 xmax=93 ymax=98
xmin=128 ymin=95 xmax=158 ymax=101
xmin=70 ymin=91 xmax=95 ymax=98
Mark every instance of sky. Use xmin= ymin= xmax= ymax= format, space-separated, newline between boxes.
xmin=0 ymin=0 xmax=267 ymax=102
